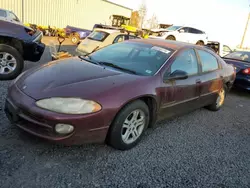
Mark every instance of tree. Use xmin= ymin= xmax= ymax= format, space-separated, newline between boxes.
xmin=138 ymin=1 xmax=147 ymax=29
xmin=146 ymin=14 xmax=158 ymax=29
xmin=130 ymin=11 xmax=140 ymax=28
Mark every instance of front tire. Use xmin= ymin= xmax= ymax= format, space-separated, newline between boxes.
xmin=107 ymin=100 xmax=149 ymax=150
xmin=0 ymin=44 xmax=24 ymax=80
xmin=206 ymin=86 xmax=227 ymax=111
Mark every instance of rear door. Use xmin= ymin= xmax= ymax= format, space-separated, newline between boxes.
xmin=159 ymin=48 xmax=201 ymax=119
xmin=195 ymin=49 xmax=222 ymax=106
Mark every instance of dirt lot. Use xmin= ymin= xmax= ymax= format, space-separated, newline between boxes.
xmin=0 ymin=37 xmax=250 ymax=188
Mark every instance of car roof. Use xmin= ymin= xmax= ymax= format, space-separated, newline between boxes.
xmin=129 ymin=39 xmax=197 ymax=50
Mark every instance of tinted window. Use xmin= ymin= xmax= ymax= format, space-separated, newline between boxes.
xmin=113 ymin=35 xmax=126 ymax=43
xmin=197 ymin=50 xmax=219 ymax=72
xmin=0 ymin=10 xmax=7 ymax=17
xmin=170 ymin=49 xmax=198 ymax=75
xmin=181 ymin=27 xmax=189 ymax=33
xmin=189 ymin=28 xmax=203 ymax=34
xmin=129 ymin=35 xmax=139 ymax=39
xmin=89 ymin=42 xmax=174 ymax=76
xmin=87 ymin=31 xmax=109 ymax=42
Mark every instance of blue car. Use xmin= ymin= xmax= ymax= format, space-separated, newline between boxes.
xmin=223 ymin=51 xmax=250 ymax=90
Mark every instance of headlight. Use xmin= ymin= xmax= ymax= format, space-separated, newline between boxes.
xmin=36 ymin=97 xmax=101 ymax=114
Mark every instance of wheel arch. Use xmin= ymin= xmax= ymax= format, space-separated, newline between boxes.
xmin=105 ymin=95 xmax=159 ymax=141
xmin=166 ymin=35 xmax=176 ymax=40
xmin=0 ymin=36 xmax=23 ymax=55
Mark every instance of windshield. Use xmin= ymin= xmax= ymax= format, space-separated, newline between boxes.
xmin=167 ymin=26 xmax=182 ymax=31
xmin=224 ymin=51 xmax=250 ymax=63
xmin=88 ymin=41 xmax=174 ymax=76
xmin=87 ymin=31 xmax=109 ymax=42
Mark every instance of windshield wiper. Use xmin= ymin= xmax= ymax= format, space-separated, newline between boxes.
xmin=98 ymin=62 xmax=137 ymax=74
xmin=78 ymin=56 xmax=100 ymax=65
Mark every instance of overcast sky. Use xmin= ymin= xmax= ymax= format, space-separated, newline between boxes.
xmin=110 ymin=0 xmax=250 ymax=48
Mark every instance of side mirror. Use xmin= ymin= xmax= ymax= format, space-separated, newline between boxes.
xmin=166 ymin=70 xmax=188 ymax=80
xmin=179 ymin=29 xmax=185 ymax=33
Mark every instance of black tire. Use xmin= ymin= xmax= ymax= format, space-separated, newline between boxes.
xmin=206 ymin=85 xmax=227 ymax=111
xmin=196 ymin=41 xmax=204 ymax=46
xmin=107 ymin=100 xmax=150 ymax=150
xmin=166 ymin=35 xmax=175 ymax=40
xmin=0 ymin=44 xmax=24 ymax=80
xmin=70 ymin=33 xmax=80 ymax=45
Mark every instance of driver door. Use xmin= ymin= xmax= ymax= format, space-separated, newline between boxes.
xmin=177 ymin=27 xmax=190 ymax=43
xmin=158 ymin=48 xmax=201 ymax=120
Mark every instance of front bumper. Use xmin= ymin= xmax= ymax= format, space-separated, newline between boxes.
xmin=23 ymin=31 xmax=45 ymax=62
xmin=4 ymin=84 xmax=110 ymax=145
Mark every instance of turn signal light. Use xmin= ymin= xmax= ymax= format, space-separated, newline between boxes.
xmin=242 ymin=68 xmax=250 ymax=75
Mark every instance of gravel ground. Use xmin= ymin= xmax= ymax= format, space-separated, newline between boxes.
xmin=0 ymin=38 xmax=250 ymax=188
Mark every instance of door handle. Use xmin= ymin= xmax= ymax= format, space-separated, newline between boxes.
xmin=196 ymin=79 xmax=201 ymax=84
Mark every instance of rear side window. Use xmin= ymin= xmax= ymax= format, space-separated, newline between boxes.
xmin=87 ymin=31 xmax=109 ymax=42
xmin=197 ymin=50 xmax=219 ymax=72
xmin=0 ymin=10 xmax=7 ymax=17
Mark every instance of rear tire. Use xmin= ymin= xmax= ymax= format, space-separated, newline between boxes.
xmin=206 ymin=86 xmax=227 ymax=111
xmin=107 ymin=100 xmax=150 ymax=150
xmin=166 ymin=35 xmax=175 ymax=40
xmin=0 ymin=44 xmax=24 ymax=80
xmin=70 ymin=33 xmax=80 ymax=45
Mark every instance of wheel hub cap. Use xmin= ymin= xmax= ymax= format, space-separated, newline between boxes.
xmin=0 ymin=52 xmax=17 ymax=74
xmin=121 ymin=109 xmax=146 ymax=144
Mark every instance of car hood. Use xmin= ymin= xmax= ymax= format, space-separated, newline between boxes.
xmin=16 ymin=57 xmax=140 ymax=100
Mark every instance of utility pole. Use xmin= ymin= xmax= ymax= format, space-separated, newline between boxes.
xmin=240 ymin=13 xmax=250 ymax=48
xmin=240 ymin=3 xmax=250 ymax=49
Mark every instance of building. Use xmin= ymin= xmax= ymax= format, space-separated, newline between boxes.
xmin=0 ymin=0 xmax=132 ymax=29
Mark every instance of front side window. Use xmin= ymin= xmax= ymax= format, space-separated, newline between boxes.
xmin=223 ymin=45 xmax=232 ymax=52
xmin=167 ymin=26 xmax=182 ymax=31
xmin=113 ymin=35 xmax=126 ymax=43
xmin=89 ymin=42 xmax=174 ymax=76
xmin=9 ymin=12 xmax=20 ymax=21
xmin=197 ymin=50 xmax=219 ymax=72
xmin=87 ymin=31 xmax=109 ymax=42
xmin=0 ymin=10 xmax=7 ymax=17
xmin=170 ymin=49 xmax=198 ymax=75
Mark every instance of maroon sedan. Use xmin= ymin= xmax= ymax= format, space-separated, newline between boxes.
xmin=5 ymin=39 xmax=236 ymax=150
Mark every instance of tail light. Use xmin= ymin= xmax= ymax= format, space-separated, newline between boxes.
xmin=242 ymin=68 xmax=250 ymax=75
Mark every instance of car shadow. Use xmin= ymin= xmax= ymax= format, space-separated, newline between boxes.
xmin=229 ymin=87 xmax=250 ymax=98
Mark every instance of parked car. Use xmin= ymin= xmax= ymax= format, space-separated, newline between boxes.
xmin=149 ymin=25 xmax=208 ymax=45
xmin=0 ymin=9 xmax=45 ymax=80
xmin=5 ymin=39 xmax=235 ymax=150
xmin=205 ymin=41 xmax=233 ymax=57
xmin=64 ymin=25 xmax=92 ymax=44
xmin=76 ymin=28 xmax=140 ymax=55
xmin=223 ymin=50 xmax=250 ymax=90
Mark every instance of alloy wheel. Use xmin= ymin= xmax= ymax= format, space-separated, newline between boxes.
xmin=121 ymin=109 xmax=146 ymax=144
xmin=0 ymin=52 xmax=17 ymax=74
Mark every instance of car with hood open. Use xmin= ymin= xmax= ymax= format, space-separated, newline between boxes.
xmin=0 ymin=8 xmax=45 ymax=80
xmin=5 ymin=39 xmax=235 ymax=150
